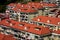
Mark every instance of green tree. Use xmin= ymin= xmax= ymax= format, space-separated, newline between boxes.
xmin=0 ymin=5 xmax=6 ymax=13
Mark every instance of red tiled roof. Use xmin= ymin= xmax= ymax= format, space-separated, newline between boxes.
xmin=28 ymin=2 xmax=43 ymax=9
xmin=16 ymin=3 xmax=22 ymax=7
xmin=22 ymin=8 xmax=37 ymax=13
xmin=48 ymin=3 xmax=57 ymax=7
xmin=8 ymin=3 xmax=16 ymax=7
xmin=13 ymin=7 xmax=19 ymax=12
xmin=3 ymin=35 xmax=16 ymax=40
xmin=53 ymin=30 xmax=60 ymax=34
xmin=21 ymin=4 xmax=31 ymax=8
xmin=0 ymin=14 xmax=9 ymax=19
xmin=8 ymin=2 xmax=57 ymax=13
xmin=13 ymin=7 xmax=37 ymax=13
xmin=40 ymin=2 xmax=57 ymax=7
xmin=0 ymin=19 xmax=51 ymax=35
xmin=0 ymin=33 xmax=5 ymax=40
xmin=32 ymin=16 xmax=60 ymax=25
xmin=8 ymin=2 xmax=57 ymax=9
xmin=0 ymin=33 xmax=16 ymax=40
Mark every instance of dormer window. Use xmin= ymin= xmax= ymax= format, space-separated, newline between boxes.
xmin=19 ymin=24 xmax=24 ymax=26
xmin=47 ymin=20 xmax=50 ymax=23
xmin=37 ymin=18 xmax=40 ymax=21
xmin=35 ymin=27 xmax=41 ymax=31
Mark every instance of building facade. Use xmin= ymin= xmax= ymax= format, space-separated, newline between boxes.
xmin=0 ymin=19 xmax=51 ymax=40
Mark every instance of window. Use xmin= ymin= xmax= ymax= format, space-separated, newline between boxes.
xmin=35 ymin=27 xmax=41 ymax=31
xmin=22 ymin=16 xmax=25 ymax=18
xmin=46 ymin=14 xmax=48 ymax=15
xmin=59 ymin=36 xmax=60 ymax=38
xmin=2 ymin=27 xmax=6 ymax=30
xmin=38 ymin=23 xmax=42 ymax=25
xmin=0 ymin=27 xmax=2 ymax=29
xmin=27 ymin=33 xmax=30 ymax=37
xmin=14 ymin=34 xmax=18 ymax=37
xmin=29 ymin=21 xmax=33 ymax=24
xmin=35 ymin=36 xmax=38 ymax=39
xmin=33 ymin=21 xmax=37 ymax=24
xmin=11 ymin=14 xmax=17 ymax=18
xmin=26 ymin=16 xmax=28 ymax=18
xmin=10 ymin=10 xmax=14 ymax=13
xmin=21 ymin=31 xmax=25 ymax=34
xmin=49 ymin=25 xmax=54 ymax=27
xmin=21 ymin=19 xmax=24 ymax=20
xmin=0 ymin=27 xmax=3 ymax=31
xmin=58 ymin=26 xmax=60 ymax=29
xmin=25 ymin=19 xmax=28 ymax=21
